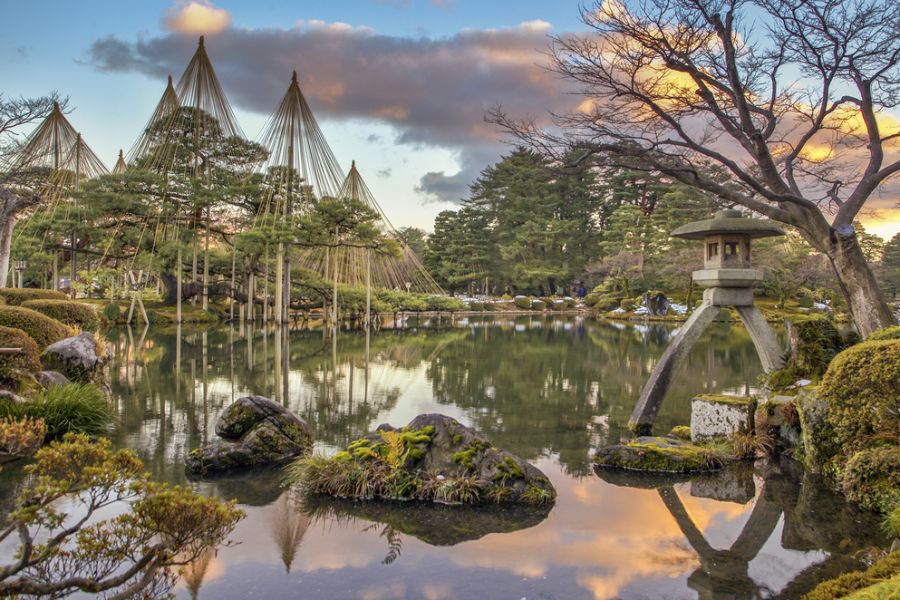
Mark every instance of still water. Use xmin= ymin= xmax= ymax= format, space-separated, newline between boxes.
xmin=98 ymin=316 xmax=885 ymax=599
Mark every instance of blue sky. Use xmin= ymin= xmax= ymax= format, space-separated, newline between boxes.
xmin=2 ymin=0 xmax=586 ymax=232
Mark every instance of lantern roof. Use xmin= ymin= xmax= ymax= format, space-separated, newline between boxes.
xmin=671 ymin=209 xmax=784 ymax=240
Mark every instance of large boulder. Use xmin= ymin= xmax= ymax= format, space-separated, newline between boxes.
xmin=186 ymin=396 xmax=313 ymax=476
xmin=40 ymin=332 xmax=107 ymax=383
xmin=287 ymin=413 xmax=555 ymax=506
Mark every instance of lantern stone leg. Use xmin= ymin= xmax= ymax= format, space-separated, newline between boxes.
xmin=734 ymin=305 xmax=783 ymax=372
xmin=629 ymin=301 xmax=721 ymax=434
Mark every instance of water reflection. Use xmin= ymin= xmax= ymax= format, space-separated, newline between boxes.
xmin=95 ymin=317 xmax=889 ymax=599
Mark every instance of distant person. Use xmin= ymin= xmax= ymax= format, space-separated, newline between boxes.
xmin=578 ymin=285 xmax=586 ymax=299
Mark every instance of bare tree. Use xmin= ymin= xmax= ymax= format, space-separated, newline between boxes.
xmin=493 ymin=0 xmax=899 ymax=336
xmin=0 ymin=93 xmax=66 ymax=287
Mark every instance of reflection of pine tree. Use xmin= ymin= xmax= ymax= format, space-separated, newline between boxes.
xmin=179 ymin=546 xmax=214 ymax=600
xmin=270 ymin=489 xmax=310 ymax=573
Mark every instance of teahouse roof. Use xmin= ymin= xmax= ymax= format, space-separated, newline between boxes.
xmin=671 ymin=209 xmax=784 ymax=240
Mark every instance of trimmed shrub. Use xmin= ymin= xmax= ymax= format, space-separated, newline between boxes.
xmin=22 ymin=299 xmax=102 ymax=331
xmin=819 ymin=340 xmax=900 ymax=451
xmin=102 ymin=302 xmax=121 ymax=322
xmin=0 ymin=326 xmax=41 ymax=383
xmin=531 ymin=300 xmax=547 ymax=310
xmin=0 ymin=306 xmax=72 ymax=349
xmin=513 ymin=296 xmax=531 ymax=310
xmin=467 ymin=301 xmax=485 ymax=311
xmin=869 ymin=325 xmax=900 ymax=341
xmin=797 ymin=296 xmax=814 ymax=308
xmin=425 ymin=295 xmax=465 ymax=312
xmin=0 ymin=383 xmax=110 ymax=441
xmin=0 ymin=288 xmax=66 ymax=306
xmin=839 ymin=445 xmax=900 ymax=513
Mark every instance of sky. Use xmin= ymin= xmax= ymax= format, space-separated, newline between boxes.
xmin=2 ymin=0 xmax=898 ymax=238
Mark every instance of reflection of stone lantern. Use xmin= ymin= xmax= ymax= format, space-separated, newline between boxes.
xmin=629 ymin=210 xmax=786 ymax=435
xmin=14 ymin=259 xmax=27 ymax=289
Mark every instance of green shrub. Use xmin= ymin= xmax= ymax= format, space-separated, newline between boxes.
xmin=797 ymin=296 xmax=814 ymax=308
xmin=802 ymin=551 xmax=900 ymax=600
xmin=21 ymin=299 xmax=102 ymax=331
xmin=0 ymin=326 xmax=41 ymax=383
xmin=819 ymin=340 xmax=900 ymax=451
xmin=589 ymin=294 xmax=622 ymax=312
xmin=788 ymin=316 xmax=846 ymax=378
xmin=0 ymin=306 xmax=72 ymax=349
xmin=0 ymin=288 xmax=66 ymax=306
xmin=0 ymin=383 xmax=111 ymax=440
xmin=425 ymin=295 xmax=465 ymax=312
xmin=839 ymin=445 xmax=900 ymax=513
xmin=513 ymin=296 xmax=531 ymax=310
xmin=869 ymin=326 xmax=900 ymax=341
xmin=885 ymin=507 xmax=900 ymax=538
xmin=531 ymin=300 xmax=546 ymax=310
xmin=102 ymin=303 xmax=121 ymax=322
xmin=619 ymin=298 xmax=634 ymax=310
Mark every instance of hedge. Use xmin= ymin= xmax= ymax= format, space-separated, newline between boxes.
xmin=0 ymin=306 xmax=72 ymax=349
xmin=0 ymin=326 xmax=41 ymax=383
xmin=21 ymin=300 xmax=102 ymax=331
xmin=0 ymin=288 xmax=66 ymax=306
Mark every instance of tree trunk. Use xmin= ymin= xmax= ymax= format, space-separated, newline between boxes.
xmin=828 ymin=226 xmax=896 ymax=337
xmin=0 ymin=215 xmax=13 ymax=288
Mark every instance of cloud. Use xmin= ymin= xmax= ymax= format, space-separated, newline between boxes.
xmin=85 ymin=19 xmax=576 ymax=203
xmin=377 ymin=167 xmax=393 ymax=177
xmin=164 ymin=1 xmax=232 ymax=35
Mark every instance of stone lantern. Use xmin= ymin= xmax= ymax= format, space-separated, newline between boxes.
xmin=629 ymin=209 xmax=786 ymax=434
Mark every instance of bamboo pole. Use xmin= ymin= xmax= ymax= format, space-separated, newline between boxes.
xmin=331 ymin=226 xmax=339 ymax=333
xmin=202 ymin=204 xmax=210 ymax=311
xmin=274 ymin=246 xmax=283 ymax=324
xmin=71 ymin=134 xmax=81 ymax=299
xmin=248 ymin=271 xmax=256 ymax=321
xmin=230 ymin=222 xmax=236 ymax=321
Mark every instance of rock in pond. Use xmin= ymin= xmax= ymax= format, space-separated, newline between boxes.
xmin=287 ymin=413 xmax=555 ymax=506
xmin=40 ymin=332 xmax=107 ymax=383
xmin=690 ymin=394 xmax=754 ymax=442
xmin=186 ymin=396 xmax=313 ymax=476
xmin=594 ymin=436 xmax=731 ymax=473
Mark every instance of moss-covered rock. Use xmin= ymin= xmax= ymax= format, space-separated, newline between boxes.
xmin=838 ymin=445 xmax=900 ymax=514
xmin=40 ymin=332 xmax=108 ymax=384
xmin=286 ymin=413 xmax=555 ymax=506
xmin=802 ymin=551 xmax=900 ymax=600
xmin=186 ymin=396 xmax=313 ymax=476
xmin=868 ymin=325 xmax=900 ymax=341
xmin=0 ymin=326 xmax=41 ymax=386
xmin=755 ymin=397 xmax=802 ymax=455
xmin=769 ymin=316 xmax=847 ymax=389
xmin=21 ymin=299 xmax=102 ymax=331
xmin=594 ymin=436 xmax=731 ymax=473
xmin=818 ymin=340 xmax=900 ymax=452
xmin=0 ymin=288 xmax=66 ymax=306
xmin=0 ymin=306 xmax=72 ymax=350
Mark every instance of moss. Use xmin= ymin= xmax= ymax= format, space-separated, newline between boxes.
xmin=839 ymin=445 xmax=900 ymax=514
xmin=694 ymin=393 xmax=752 ymax=406
xmin=492 ymin=455 xmax=525 ymax=482
xmin=777 ymin=316 xmax=847 ymax=384
xmin=453 ymin=439 xmax=490 ymax=470
xmin=0 ymin=326 xmax=41 ymax=384
xmin=21 ymin=300 xmax=102 ymax=331
xmin=520 ymin=483 xmax=555 ymax=505
xmin=668 ymin=425 xmax=692 ymax=441
xmin=819 ymin=340 xmax=900 ymax=452
xmin=0 ymin=288 xmax=66 ymax=306
xmin=869 ymin=325 xmax=900 ymax=341
xmin=884 ymin=507 xmax=900 ymax=538
xmin=594 ymin=438 xmax=729 ymax=473
xmin=0 ymin=306 xmax=72 ymax=349
xmin=803 ymin=551 xmax=900 ymax=600
xmin=841 ymin=576 xmax=900 ymax=599
xmin=451 ymin=433 xmax=463 ymax=446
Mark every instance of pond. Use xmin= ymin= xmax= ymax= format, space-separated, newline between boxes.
xmin=23 ymin=316 xmax=894 ymax=599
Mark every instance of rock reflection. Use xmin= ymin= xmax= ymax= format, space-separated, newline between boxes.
xmin=300 ymin=495 xmax=552 ymax=549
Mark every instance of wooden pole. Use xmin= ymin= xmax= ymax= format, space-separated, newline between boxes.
xmin=71 ymin=134 xmax=81 ymax=299
xmin=274 ymin=246 xmax=283 ymax=324
xmin=365 ymin=248 xmax=371 ymax=330
xmin=176 ymin=246 xmax=183 ymax=324
xmin=332 ymin=226 xmax=339 ymax=332
xmin=52 ymin=252 xmax=58 ymax=290
xmin=248 ymin=271 xmax=256 ymax=322
xmin=202 ymin=204 xmax=210 ymax=311
xmin=230 ymin=222 xmax=236 ymax=321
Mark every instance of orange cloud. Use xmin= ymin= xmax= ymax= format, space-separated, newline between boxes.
xmin=164 ymin=1 xmax=231 ymax=35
